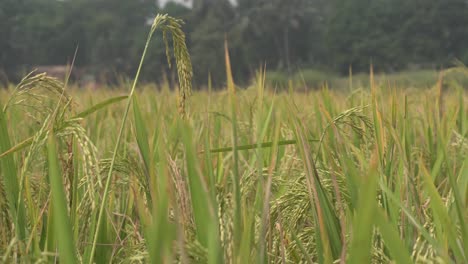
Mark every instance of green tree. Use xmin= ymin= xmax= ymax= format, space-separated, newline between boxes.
xmin=0 ymin=0 xmax=24 ymax=82
xmin=0 ymin=0 xmax=69 ymax=78
xmin=189 ymin=0 xmax=236 ymax=86
xmin=327 ymin=0 xmax=404 ymax=73
xmin=235 ymin=0 xmax=327 ymax=74
xmin=398 ymin=0 xmax=468 ymax=66
xmin=327 ymin=0 xmax=468 ymax=73
xmin=65 ymin=0 xmax=155 ymax=82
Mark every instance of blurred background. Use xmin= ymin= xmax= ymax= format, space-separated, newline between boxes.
xmin=1 ymin=0 xmax=468 ymax=88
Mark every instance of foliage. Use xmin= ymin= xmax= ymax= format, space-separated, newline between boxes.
xmin=327 ymin=0 xmax=468 ymax=73
xmin=2 ymin=0 xmax=468 ymax=85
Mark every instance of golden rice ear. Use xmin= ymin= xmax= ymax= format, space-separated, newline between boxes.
xmin=151 ymin=14 xmax=193 ymax=118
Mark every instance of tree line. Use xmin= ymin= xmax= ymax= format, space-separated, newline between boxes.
xmin=1 ymin=0 xmax=467 ymax=86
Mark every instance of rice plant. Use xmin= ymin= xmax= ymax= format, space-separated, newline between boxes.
xmin=0 ymin=13 xmax=467 ymax=264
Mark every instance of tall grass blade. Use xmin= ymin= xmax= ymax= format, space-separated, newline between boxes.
xmin=374 ymin=208 xmax=412 ymax=263
xmin=73 ymin=95 xmax=128 ymax=119
xmin=132 ymin=96 xmax=151 ymax=172
xmin=420 ymin=159 xmax=465 ymax=262
xmin=348 ymin=150 xmax=379 ymax=264
xmin=181 ymin=122 xmax=222 ymax=262
xmin=47 ymin=133 xmax=78 ymax=264
xmin=225 ymin=36 xmax=242 ymax=258
xmin=0 ymin=102 xmax=26 ymax=241
xmin=292 ymin=117 xmax=342 ymax=262
xmin=204 ymin=139 xmax=319 ymax=154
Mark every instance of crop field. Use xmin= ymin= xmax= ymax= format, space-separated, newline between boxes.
xmin=0 ymin=15 xmax=467 ymax=264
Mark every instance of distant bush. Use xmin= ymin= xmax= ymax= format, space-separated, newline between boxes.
xmin=382 ymin=70 xmax=439 ymax=88
xmin=265 ymin=69 xmax=335 ymax=91
xmin=265 ymin=68 xmax=468 ymax=91
xmin=293 ymin=69 xmax=335 ymax=89
xmin=265 ymin=71 xmax=289 ymax=89
xmin=443 ymin=68 xmax=468 ymax=89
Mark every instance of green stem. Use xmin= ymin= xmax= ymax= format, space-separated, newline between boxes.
xmin=87 ymin=28 xmax=155 ymax=264
xmin=202 ymin=139 xmax=319 ymax=154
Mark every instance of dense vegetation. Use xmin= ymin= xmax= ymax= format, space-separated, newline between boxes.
xmin=0 ymin=13 xmax=467 ymax=263
xmin=1 ymin=0 xmax=468 ymax=85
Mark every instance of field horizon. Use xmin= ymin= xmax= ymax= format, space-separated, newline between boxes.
xmin=0 ymin=13 xmax=467 ymax=264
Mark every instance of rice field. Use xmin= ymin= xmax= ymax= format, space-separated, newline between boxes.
xmin=0 ymin=14 xmax=467 ymax=264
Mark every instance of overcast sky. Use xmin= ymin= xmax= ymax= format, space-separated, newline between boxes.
xmin=159 ymin=0 xmax=190 ymax=7
xmin=159 ymin=0 xmax=236 ymax=7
